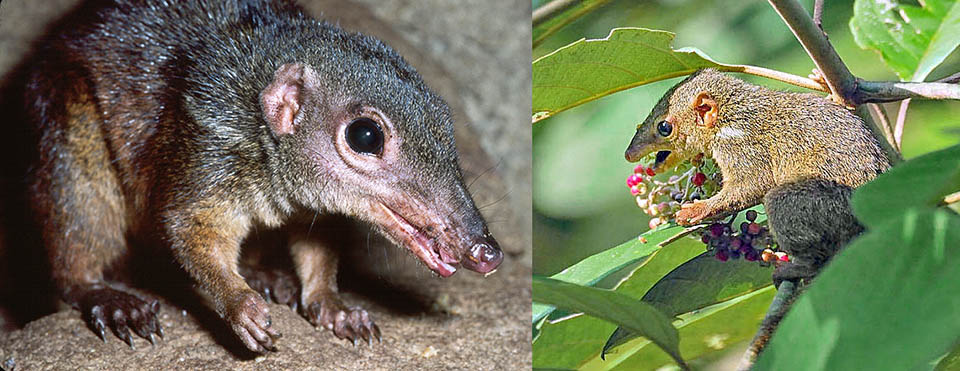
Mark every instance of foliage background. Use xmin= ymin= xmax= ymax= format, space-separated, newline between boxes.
xmin=532 ymin=0 xmax=960 ymax=279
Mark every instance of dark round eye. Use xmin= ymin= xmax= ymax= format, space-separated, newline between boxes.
xmin=346 ymin=118 xmax=384 ymax=155
xmin=657 ymin=120 xmax=673 ymax=137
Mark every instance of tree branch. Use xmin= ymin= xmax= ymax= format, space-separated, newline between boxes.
xmin=857 ymin=80 xmax=960 ymax=103
xmin=768 ymin=0 xmax=856 ymax=105
xmin=738 ymin=280 xmax=801 ymax=371
xmin=767 ymin=0 xmax=902 ymax=164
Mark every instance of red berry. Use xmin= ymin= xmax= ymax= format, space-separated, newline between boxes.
xmin=748 ymin=222 xmax=762 ymax=235
xmin=630 ymin=185 xmax=640 ymax=196
xmin=775 ymin=252 xmax=789 ymax=262
xmin=634 ymin=164 xmax=645 ymax=174
xmin=646 ymin=167 xmax=656 ymax=176
xmin=692 ymin=172 xmax=706 ymax=186
xmin=716 ymin=249 xmax=728 ymax=261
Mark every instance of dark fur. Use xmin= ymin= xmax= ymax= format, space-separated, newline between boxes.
xmin=19 ymin=0 xmax=500 ymax=353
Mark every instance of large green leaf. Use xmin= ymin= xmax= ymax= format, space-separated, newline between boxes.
xmin=532 ymin=28 xmax=726 ymax=122
xmin=603 ymin=206 xmax=771 ymax=352
xmin=585 ymin=286 xmax=776 ymax=370
xmin=533 ymin=231 xmax=701 ymax=367
xmin=852 ymin=144 xmax=960 ymax=226
xmin=850 ymin=0 xmax=960 ymax=81
xmin=532 ymin=225 xmax=687 ymax=324
xmin=603 ymin=251 xmax=773 ymax=356
xmin=532 ymin=277 xmax=687 ymax=369
xmin=755 ymin=208 xmax=960 ymax=370
xmin=534 ymin=314 xmax=618 ymax=369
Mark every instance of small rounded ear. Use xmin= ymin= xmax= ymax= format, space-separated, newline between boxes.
xmin=692 ymin=91 xmax=718 ymax=128
xmin=261 ymin=63 xmax=305 ymax=136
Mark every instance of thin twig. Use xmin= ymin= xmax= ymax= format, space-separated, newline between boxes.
xmin=734 ymin=65 xmax=828 ymax=92
xmin=894 ymin=99 xmax=910 ymax=151
xmin=533 ymin=0 xmax=579 ymax=27
xmin=813 ymin=0 xmax=825 ymax=35
xmin=657 ymin=225 xmax=706 ymax=247
xmin=867 ymin=103 xmax=897 ymax=152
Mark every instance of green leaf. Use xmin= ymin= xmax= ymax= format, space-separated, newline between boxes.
xmin=756 ymin=208 xmax=960 ymax=370
xmin=850 ymin=0 xmax=960 ymax=81
xmin=603 ymin=206 xmax=771 ymax=352
xmin=852 ymin=144 xmax=960 ymax=226
xmin=533 ymin=0 xmax=616 ymax=49
xmin=532 ymin=28 xmax=727 ymax=122
xmin=532 ymin=276 xmax=687 ymax=369
xmin=585 ymin=286 xmax=776 ymax=370
xmin=604 ymin=251 xmax=773 ymax=356
xmin=532 ymin=225 xmax=687 ymax=324
xmin=533 ymin=313 xmax=618 ymax=369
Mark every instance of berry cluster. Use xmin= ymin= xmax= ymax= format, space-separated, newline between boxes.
xmin=697 ymin=210 xmax=787 ymax=264
xmin=626 ymin=153 xmax=721 ymax=229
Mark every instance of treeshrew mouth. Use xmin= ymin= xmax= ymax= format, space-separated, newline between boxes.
xmin=377 ymin=203 xmax=459 ymax=277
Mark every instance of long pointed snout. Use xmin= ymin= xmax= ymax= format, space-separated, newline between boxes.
xmin=625 ymin=129 xmax=651 ymax=162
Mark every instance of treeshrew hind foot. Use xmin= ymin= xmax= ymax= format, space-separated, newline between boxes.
xmin=302 ymin=295 xmax=381 ymax=346
xmin=68 ymin=286 xmax=164 ymax=348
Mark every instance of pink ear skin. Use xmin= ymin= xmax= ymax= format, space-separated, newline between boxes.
xmin=261 ymin=63 xmax=305 ymax=136
xmin=693 ymin=91 xmax=718 ymax=129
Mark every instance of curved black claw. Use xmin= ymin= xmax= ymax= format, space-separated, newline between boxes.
xmin=70 ymin=286 xmax=164 ymax=348
xmin=302 ymin=296 xmax=379 ymax=346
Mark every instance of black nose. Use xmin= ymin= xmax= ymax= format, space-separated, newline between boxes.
xmin=461 ymin=237 xmax=503 ymax=274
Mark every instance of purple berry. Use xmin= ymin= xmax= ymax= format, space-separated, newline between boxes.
xmin=746 ymin=210 xmax=758 ymax=222
xmin=716 ymin=249 xmax=729 ymax=261
xmin=701 ymin=234 xmax=711 ymax=244
xmin=710 ymin=223 xmax=724 ymax=237
xmin=730 ymin=238 xmax=742 ymax=249
xmin=740 ymin=221 xmax=750 ymax=234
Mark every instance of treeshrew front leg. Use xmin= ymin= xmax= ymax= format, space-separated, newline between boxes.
xmin=167 ymin=203 xmax=281 ymax=353
xmin=290 ymin=231 xmax=380 ymax=345
xmin=676 ymin=180 xmax=765 ymax=226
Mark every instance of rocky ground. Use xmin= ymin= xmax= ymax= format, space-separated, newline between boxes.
xmin=0 ymin=0 xmax=531 ymax=369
